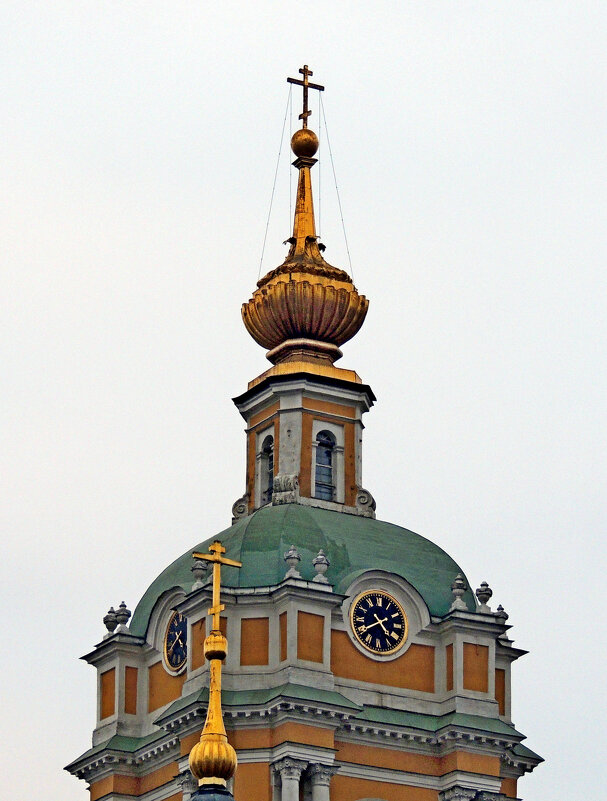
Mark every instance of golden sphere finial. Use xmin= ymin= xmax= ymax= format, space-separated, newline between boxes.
xmin=291 ymin=128 xmax=319 ymax=158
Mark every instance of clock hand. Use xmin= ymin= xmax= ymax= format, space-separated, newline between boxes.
xmin=374 ymin=614 xmax=389 ymax=634
xmin=168 ymin=632 xmax=184 ymax=655
xmin=359 ymin=617 xmax=387 ymax=633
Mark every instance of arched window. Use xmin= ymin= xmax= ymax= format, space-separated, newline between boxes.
xmin=261 ymin=435 xmax=274 ymax=504
xmin=315 ymin=430 xmax=336 ymax=501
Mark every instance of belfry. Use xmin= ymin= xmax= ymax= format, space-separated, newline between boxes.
xmin=67 ymin=67 xmax=542 ymax=801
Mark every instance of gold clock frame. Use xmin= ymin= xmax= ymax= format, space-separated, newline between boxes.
xmin=349 ymin=589 xmax=409 ymax=656
xmin=163 ymin=610 xmax=188 ymax=675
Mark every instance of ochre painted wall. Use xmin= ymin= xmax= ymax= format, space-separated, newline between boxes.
xmin=233 ymin=762 xmax=272 ymax=801
xmin=89 ymin=774 xmax=136 ymax=801
xmin=249 ymin=401 xmax=280 ymax=428
xmin=445 ymin=643 xmax=454 ymax=691
xmin=299 ymin=413 xmax=313 ymax=497
xmin=336 ymin=741 xmax=439 ymax=775
xmin=302 ymin=397 xmax=356 ymax=419
xmin=441 ymin=751 xmax=500 ymax=776
xmin=495 ymin=667 xmax=506 ymax=715
xmin=331 ymin=774 xmax=437 ymax=801
xmin=331 ymin=631 xmax=435 ymax=692
xmin=147 ymin=661 xmax=185 ymax=713
xmin=463 ymin=643 xmax=489 ymax=692
xmin=89 ymin=762 xmax=179 ymax=800
xmin=181 ymin=722 xmax=333 ymax=757
xmin=100 ymin=667 xmax=115 ymax=720
xmin=298 ymin=611 xmax=324 ymax=662
xmin=335 ymin=741 xmax=500 ymax=778
xmin=191 ymin=618 xmax=206 ymax=670
xmin=124 ymin=666 xmax=138 ymax=715
xmin=279 ymin=611 xmax=287 ymax=661
xmin=240 ymin=617 xmax=269 ymax=666
xmin=501 ymin=778 xmax=518 ymax=798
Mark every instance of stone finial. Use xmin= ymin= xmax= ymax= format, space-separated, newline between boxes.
xmin=103 ymin=606 xmax=118 ymax=637
xmin=283 ymin=545 xmax=302 ymax=579
xmin=191 ymin=559 xmax=208 ymax=591
xmin=115 ymin=601 xmax=131 ymax=632
xmin=312 ymin=549 xmax=330 ymax=583
xmin=450 ymin=574 xmax=468 ymax=611
xmin=475 ymin=580 xmax=493 ymax=612
xmin=495 ymin=604 xmax=510 ymax=642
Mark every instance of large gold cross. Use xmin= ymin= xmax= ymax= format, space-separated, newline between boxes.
xmin=287 ymin=64 xmax=324 ymax=128
xmin=192 ymin=541 xmax=242 ymax=630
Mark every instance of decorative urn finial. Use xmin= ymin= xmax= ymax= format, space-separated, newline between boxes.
xmin=103 ymin=606 xmax=118 ymax=637
xmin=450 ymin=573 xmax=469 ymax=611
xmin=242 ymin=66 xmax=368 ymax=368
xmin=312 ymin=549 xmax=330 ymax=583
xmin=283 ymin=544 xmax=302 ymax=579
xmin=475 ymin=580 xmax=493 ymax=612
xmin=115 ymin=601 xmax=131 ymax=632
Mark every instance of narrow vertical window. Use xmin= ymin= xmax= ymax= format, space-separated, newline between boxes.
xmin=315 ymin=430 xmax=336 ymax=501
xmin=261 ymin=435 xmax=274 ymax=503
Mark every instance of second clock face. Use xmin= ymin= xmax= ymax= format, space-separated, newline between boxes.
xmin=163 ymin=611 xmax=188 ymax=673
xmin=350 ymin=590 xmax=408 ymax=655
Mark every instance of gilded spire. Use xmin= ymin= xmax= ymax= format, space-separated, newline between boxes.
xmin=242 ymin=67 xmax=369 ymax=370
xmin=188 ymin=541 xmax=242 ymax=787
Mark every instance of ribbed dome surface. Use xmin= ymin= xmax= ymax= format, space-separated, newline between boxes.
xmin=242 ymin=277 xmax=368 ymax=350
xmin=130 ymin=505 xmax=475 ymax=637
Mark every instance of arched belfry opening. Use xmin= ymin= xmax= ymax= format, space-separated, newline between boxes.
xmin=314 ymin=430 xmax=336 ymax=501
xmin=261 ymin=434 xmax=274 ymax=504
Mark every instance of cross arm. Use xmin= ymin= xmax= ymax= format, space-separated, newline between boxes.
xmin=287 ymin=77 xmax=325 ymax=92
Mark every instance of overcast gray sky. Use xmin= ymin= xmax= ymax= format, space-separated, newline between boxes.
xmin=2 ymin=2 xmax=605 ymax=798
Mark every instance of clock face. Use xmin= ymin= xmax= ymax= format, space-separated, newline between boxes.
xmin=350 ymin=590 xmax=408 ymax=655
xmin=163 ymin=611 xmax=188 ymax=673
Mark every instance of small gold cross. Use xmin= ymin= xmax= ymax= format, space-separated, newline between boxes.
xmin=287 ymin=64 xmax=324 ymax=128
xmin=192 ymin=541 xmax=242 ymax=631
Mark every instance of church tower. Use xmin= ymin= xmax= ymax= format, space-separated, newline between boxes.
xmin=66 ymin=67 xmax=542 ymax=801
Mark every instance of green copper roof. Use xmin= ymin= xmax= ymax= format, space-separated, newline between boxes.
xmin=131 ymin=504 xmax=474 ymax=637
xmin=65 ymin=730 xmax=165 ymax=770
xmin=356 ymin=705 xmax=524 ymax=739
xmin=155 ymin=682 xmax=361 ymax=726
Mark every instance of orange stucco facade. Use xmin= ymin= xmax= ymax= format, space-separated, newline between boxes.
xmin=463 ymin=643 xmax=489 ymax=693
xmin=147 ymin=661 xmax=186 ymax=713
xmin=331 ymin=631 xmax=435 ymax=692
xmin=297 ymin=611 xmax=324 ymax=662
xmin=240 ymin=617 xmax=270 ymax=666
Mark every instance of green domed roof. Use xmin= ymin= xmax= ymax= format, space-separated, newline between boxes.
xmin=130 ymin=504 xmax=475 ymax=637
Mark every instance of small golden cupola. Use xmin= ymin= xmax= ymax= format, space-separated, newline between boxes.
xmin=234 ymin=67 xmax=376 ymax=519
xmin=242 ymin=65 xmax=368 ymax=371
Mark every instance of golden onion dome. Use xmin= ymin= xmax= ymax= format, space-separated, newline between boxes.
xmin=242 ymin=123 xmax=368 ymax=366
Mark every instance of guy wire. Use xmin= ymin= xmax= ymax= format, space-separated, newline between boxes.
xmin=318 ymin=89 xmax=322 ymax=238
xmin=320 ymin=94 xmax=354 ymax=280
xmin=258 ymin=86 xmax=292 ymax=280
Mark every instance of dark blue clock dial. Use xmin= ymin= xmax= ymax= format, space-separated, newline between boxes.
xmin=350 ymin=591 xmax=408 ymax=654
xmin=164 ymin=612 xmax=187 ymax=672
